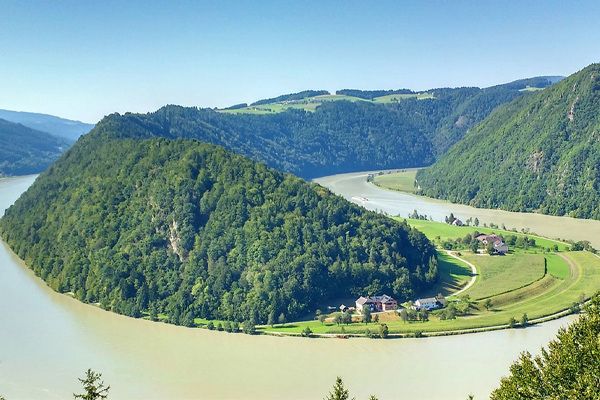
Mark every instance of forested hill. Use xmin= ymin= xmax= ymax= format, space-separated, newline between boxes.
xmin=85 ymin=76 xmax=558 ymax=180
xmin=416 ymin=63 xmax=600 ymax=220
xmin=0 ymin=136 xmax=437 ymax=325
xmin=91 ymin=101 xmax=437 ymax=178
xmin=0 ymin=118 xmax=72 ymax=177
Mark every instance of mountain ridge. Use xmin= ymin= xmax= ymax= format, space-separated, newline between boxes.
xmin=416 ymin=63 xmax=600 ymax=219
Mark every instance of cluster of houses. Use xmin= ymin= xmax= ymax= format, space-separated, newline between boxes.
xmin=476 ymin=233 xmax=509 ymax=254
xmin=351 ymin=294 xmax=447 ymax=314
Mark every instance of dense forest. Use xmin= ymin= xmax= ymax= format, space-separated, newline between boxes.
xmin=0 ymin=135 xmax=437 ymax=325
xmin=417 ymin=63 xmax=600 ymax=220
xmin=0 ymin=118 xmax=73 ymax=177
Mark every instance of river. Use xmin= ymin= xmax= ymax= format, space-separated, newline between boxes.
xmin=314 ymin=170 xmax=600 ymax=249
xmin=0 ymin=174 xmax=583 ymax=399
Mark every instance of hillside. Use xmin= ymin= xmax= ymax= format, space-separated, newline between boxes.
xmin=218 ymin=77 xmax=560 ymax=166
xmin=416 ymin=63 xmax=600 ymax=220
xmin=0 ymin=134 xmax=437 ymax=325
xmin=0 ymin=118 xmax=72 ymax=177
xmin=90 ymin=101 xmax=437 ymax=178
xmin=0 ymin=109 xmax=94 ymax=141
xmin=86 ymin=77 xmax=558 ymax=180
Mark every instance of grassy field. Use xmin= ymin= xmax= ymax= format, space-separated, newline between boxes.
xmin=545 ymin=253 xmax=570 ymax=278
xmin=372 ymin=93 xmax=434 ymax=103
xmin=459 ymin=253 xmax=546 ymax=300
xmin=372 ymin=170 xmax=418 ymax=193
xmin=218 ymin=93 xmax=436 ymax=114
xmin=402 ymin=218 xmax=570 ymax=252
xmin=256 ymin=250 xmax=599 ymax=336
xmin=372 ymin=170 xmax=419 ymax=193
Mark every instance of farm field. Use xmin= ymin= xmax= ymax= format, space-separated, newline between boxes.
xmin=218 ymin=92 xmax=433 ymax=114
xmin=459 ymin=253 xmax=546 ymax=300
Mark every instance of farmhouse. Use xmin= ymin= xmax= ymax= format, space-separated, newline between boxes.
xmin=413 ymin=296 xmax=446 ymax=310
xmin=477 ymin=234 xmax=509 ymax=254
xmin=355 ymin=294 xmax=397 ymax=313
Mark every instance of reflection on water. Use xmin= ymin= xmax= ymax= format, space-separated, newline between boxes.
xmin=0 ymin=174 xmax=579 ymax=399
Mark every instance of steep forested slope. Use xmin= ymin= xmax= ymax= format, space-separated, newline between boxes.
xmin=417 ymin=63 xmax=600 ymax=219
xmin=88 ymin=77 xmax=557 ymax=180
xmin=0 ymin=133 xmax=437 ymax=325
xmin=0 ymin=118 xmax=72 ymax=177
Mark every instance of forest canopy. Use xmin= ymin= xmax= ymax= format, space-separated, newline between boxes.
xmin=417 ymin=64 xmax=600 ymax=220
xmin=0 ymin=136 xmax=437 ymax=325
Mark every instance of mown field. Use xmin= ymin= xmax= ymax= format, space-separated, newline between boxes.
xmin=219 ymin=93 xmax=432 ymax=114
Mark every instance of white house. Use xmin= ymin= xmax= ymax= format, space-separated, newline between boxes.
xmin=413 ymin=297 xmax=442 ymax=310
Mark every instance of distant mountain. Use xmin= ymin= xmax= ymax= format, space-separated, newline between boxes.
xmin=0 ymin=109 xmax=94 ymax=141
xmin=0 ymin=134 xmax=437 ymax=325
xmin=0 ymin=118 xmax=72 ymax=177
xmin=416 ymin=64 xmax=600 ymax=219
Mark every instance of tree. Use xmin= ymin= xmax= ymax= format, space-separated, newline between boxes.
xmin=470 ymin=240 xmax=479 ymax=253
xmin=379 ymin=323 xmax=389 ymax=338
xmin=325 ymin=377 xmax=355 ymax=400
xmin=508 ymin=317 xmax=517 ymax=328
xmin=474 ymin=217 xmax=479 ymax=227
xmin=373 ymin=314 xmax=379 ymax=323
xmin=73 ymin=368 xmax=110 ymax=400
xmin=362 ymin=307 xmax=372 ymax=324
xmin=301 ymin=326 xmax=312 ymax=337
xmin=521 ymin=313 xmax=529 ymax=326
xmin=400 ymin=308 xmax=408 ymax=323
xmin=483 ymin=298 xmax=493 ymax=311
xmin=268 ymin=310 xmax=276 ymax=327
xmin=342 ymin=312 xmax=352 ymax=326
xmin=278 ymin=313 xmax=286 ymax=326
xmin=243 ymin=318 xmax=256 ymax=335
xmin=334 ymin=313 xmax=343 ymax=326
xmin=319 ymin=314 xmax=327 ymax=324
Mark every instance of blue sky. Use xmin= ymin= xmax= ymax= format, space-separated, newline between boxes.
xmin=1 ymin=0 xmax=599 ymax=123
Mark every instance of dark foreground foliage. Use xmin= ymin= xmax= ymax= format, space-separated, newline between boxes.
xmin=491 ymin=294 xmax=600 ymax=399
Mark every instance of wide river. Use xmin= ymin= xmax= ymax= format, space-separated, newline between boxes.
xmin=0 ymin=173 xmax=589 ymax=399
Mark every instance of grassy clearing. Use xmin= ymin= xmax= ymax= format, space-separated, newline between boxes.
xmin=401 ymin=218 xmax=570 ymax=252
xmin=217 ymin=93 xmax=434 ymax=115
xmin=546 ymin=253 xmax=570 ymax=278
xmin=372 ymin=170 xmax=418 ymax=193
xmin=372 ymin=93 xmax=434 ymax=103
xmin=459 ymin=253 xmax=546 ymax=300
